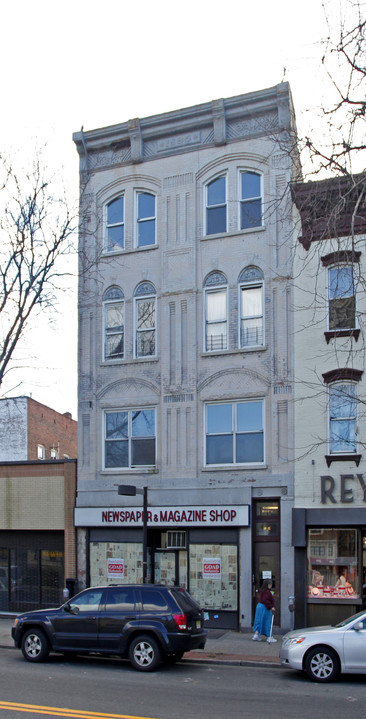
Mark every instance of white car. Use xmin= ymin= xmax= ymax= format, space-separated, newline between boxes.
xmin=280 ymin=609 xmax=366 ymax=682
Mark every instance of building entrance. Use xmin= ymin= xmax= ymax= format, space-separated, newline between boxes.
xmin=252 ymin=500 xmax=281 ymax=624
xmin=153 ymin=550 xmax=188 ymax=587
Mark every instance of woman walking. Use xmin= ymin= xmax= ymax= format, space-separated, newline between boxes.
xmin=252 ymin=579 xmax=277 ymax=643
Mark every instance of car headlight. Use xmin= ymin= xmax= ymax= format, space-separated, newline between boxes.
xmin=285 ymin=636 xmax=306 ymax=646
xmin=13 ymin=618 xmax=19 ymax=628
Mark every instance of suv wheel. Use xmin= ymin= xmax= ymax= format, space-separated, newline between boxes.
xmin=129 ymin=635 xmax=161 ymax=672
xmin=21 ymin=628 xmax=50 ymax=662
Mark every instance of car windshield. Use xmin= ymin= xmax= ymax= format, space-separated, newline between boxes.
xmin=334 ymin=609 xmax=366 ymax=628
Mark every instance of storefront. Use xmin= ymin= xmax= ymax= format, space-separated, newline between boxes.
xmin=293 ymin=506 xmax=366 ymax=628
xmin=0 ymin=531 xmax=64 ymax=612
xmin=75 ymin=504 xmax=249 ymax=629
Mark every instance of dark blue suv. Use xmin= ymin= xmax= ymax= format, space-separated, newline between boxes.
xmin=11 ymin=584 xmax=207 ymax=671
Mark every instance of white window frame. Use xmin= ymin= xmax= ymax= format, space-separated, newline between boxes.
xmin=328 ymin=381 xmax=357 ymax=455
xmin=204 ymin=285 xmax=228 ymax=352
xmin=103 ymin=408 xmax=156 ymax=470
xmin=37 ymin=444 xmax=45 ymax=460
xmin=204 ymin=399 xmax=265 ymax=467
xmin=239 ymin=170 xmax=263 ymax=230
xmin=239 ymin=279 xmax=264 ymax=348
xmin=134 ymin=284 xmax=157 ymax=359
xmin=135 ymin=191 xmax=156 ymax=248
xmin=205 ymin=174 xmax=227 ymax=236
xmin=327 ymin=264 xmax=356 ymax=331
xmin=103 ymin=289 xmax=124 ymax=362
xmin=104 ymin=195 xmax=124 ymax=252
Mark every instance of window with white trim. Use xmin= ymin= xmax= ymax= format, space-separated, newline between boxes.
xmin=37 ymin=444 xmax=45 ymax=460
xmin=205 ymin=400 xmax=264 ymax=465
xmin=239 ymin=267 xmax=264 ymax=348
xmin=136 ymin=192 xmax=156 ymax=247
xmin=204 ymin=272 xmax=228 ymax=351
xmin=104 ymin=408 xmax=156 ymax=469
xmin=328 ymin=265 xmax=356 ymax=330
xmin=105 ymin=196 xmax=124 ymax=251
xmin=134 ymin=282 xmax=156 ymax=358
xmin=329 ymin=382 xmax=357 ymax=454
xmin=206 ymin=176 xmax=227 ymax=235
xmin=103 ymin=287 xmax=124 ymax=361
xmin=240 ymin=171 xmax=262 ymax=229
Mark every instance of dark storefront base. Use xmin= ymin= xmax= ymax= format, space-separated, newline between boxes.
xmin=0 ymin=530 xmax=64 ymax=612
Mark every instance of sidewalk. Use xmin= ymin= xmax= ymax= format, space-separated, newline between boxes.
xmin=0 ymin=615 xmax=281 ymax=667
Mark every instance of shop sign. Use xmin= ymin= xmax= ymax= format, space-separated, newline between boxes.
xmin=321 ymin=474 xmax=366 ymax=504
xmin=203 ymin=558 xmax=221 ymax=579
xmin=74 ymin=504 xmax=249 ymax=528
xmin=107 ymin=558 xmax=124 ymax=579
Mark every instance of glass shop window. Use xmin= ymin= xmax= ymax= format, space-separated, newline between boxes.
xmin=307 ymin=528 xmax=360 ymax=599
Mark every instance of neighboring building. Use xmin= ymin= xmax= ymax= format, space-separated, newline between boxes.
xmin=292 ymin=174 xmax=366 ymax=627
xmin=0 ymin=396 xmax=77 ymax=461
xmin=0 ymin=397 xmax=78 ymax=611
xmin=0 ymin=458 xmax=77 ymax=612
xmin=73 ymin=83 xmax=299 ymax=630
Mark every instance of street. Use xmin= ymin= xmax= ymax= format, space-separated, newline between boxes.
xmin=0 ymin=649 xmax=366 ymax=718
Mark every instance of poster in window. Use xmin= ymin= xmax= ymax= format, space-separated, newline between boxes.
xmin=203 ymin=557 xmax=221 ymax=579
xmin=107 ymin=558 xmax=124 ymax=579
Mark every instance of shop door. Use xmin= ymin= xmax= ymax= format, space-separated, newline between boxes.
xmin=153 ymin=550 xmax=187 ymax=587
xmin=252 ymin=500 xmax=281 ymax=625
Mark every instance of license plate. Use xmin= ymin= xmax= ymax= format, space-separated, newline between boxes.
xmin=196 ymin=620 xmax=201 ymax=629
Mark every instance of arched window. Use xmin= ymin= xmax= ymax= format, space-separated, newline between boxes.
xmin=105 ymin=196 xmax=124 ymax=251
xmin=204 ymin=272 xmax=228 ymax=351
xmin=238 ymin=267 xmax=264 ymax=348
xmin=103 ymin=287 xmax=124 ymax=361
xmin=134 ymin=282 xmax=156 ymax=357
xmin=205 ymin=176 xmax=227 ymax=235
xmin=240 ymin=171 xmax=262 ymax=229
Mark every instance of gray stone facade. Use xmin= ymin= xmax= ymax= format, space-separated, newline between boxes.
xmin=73 ymin=83 xmax=298 ymax=630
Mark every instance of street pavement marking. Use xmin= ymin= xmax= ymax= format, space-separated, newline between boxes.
xmin=0 ymin=703 xmax=159 ymax=719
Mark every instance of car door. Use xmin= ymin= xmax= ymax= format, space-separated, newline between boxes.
xmin=343 ymin=618 xmax=366 ymax=672
xmin=52 ymin=588 xmax=104 ymax=651
xmin=98 ymin=587 xmax=137 ymax=652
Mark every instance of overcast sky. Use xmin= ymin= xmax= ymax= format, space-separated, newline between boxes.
xmin=0 ymin=0 xmax=343 ymax=418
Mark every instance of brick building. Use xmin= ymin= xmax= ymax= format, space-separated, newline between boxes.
xmin=0 ymin=396 xmax=77 ymax=462
xmin=74 ymin=83 xmax=299 ymax=630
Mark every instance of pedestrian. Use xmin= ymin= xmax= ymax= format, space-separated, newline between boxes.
xmin=252 ymin=579 xmax=277 ymax=643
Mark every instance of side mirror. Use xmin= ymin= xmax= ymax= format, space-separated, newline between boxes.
xmin=353 ymin=621 xmax=364 ymax=631
xmin=64 ymin=602 xmax=79 ymax=615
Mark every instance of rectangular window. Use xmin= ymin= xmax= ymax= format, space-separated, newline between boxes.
xmin=307 ymin=528 xmax=359 ymax=600
xmin=106 ymin=197 xmax=124 ymax=251
xmin=206 ymin=176 xmax=226 ymax=235
xmin=205 ymin=400 xmax=264 ymax=465
xmin=136 ymin=192 xmax=156 ymax=247
xmin=240 ymin=172 xmax=262 ymax=229
xmin=105 ymin=302 xmax=124 ymax=360
xmin=329 ymin=383 xmax=357 ymax=454
xmin=136 ymin=298 xmax=156 ymax=357
xmin=205 ymin=288 xmax=227 ymax=351
xmin=37 ymin=444 xmax=45 ymax=460
xmin=104 ymin=408 xmax=156 ymax=469
xmin=328 ymin=265 xmax=355 ymax=330
xmin=240 ymin=284 xmax=263 ymax=347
